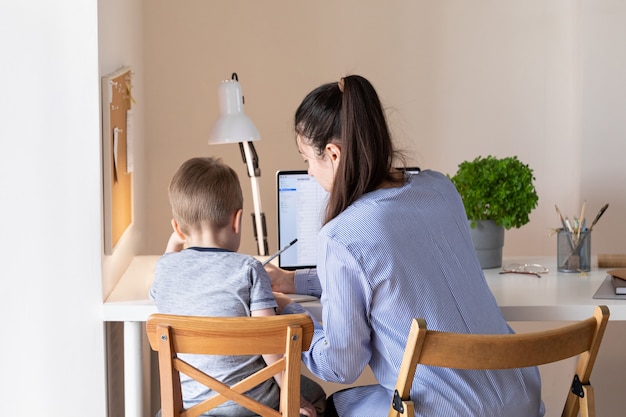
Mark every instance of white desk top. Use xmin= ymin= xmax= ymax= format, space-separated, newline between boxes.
xmin=102 ymin=255 xmax=161 ymax=321
xmin=102 ymin=255 xmax=626 ymax=322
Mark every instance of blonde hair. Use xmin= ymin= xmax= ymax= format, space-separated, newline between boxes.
xmin=168 ymin=157 xmax=243 ymax=234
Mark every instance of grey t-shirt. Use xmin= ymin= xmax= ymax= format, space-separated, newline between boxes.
xmin=150 ymin=247 xmax=278 ymax=416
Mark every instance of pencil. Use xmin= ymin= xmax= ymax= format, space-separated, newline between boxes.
xmin=578 ymin=200 xmax=586 ymax=241
xmin=555 ymin=205 xmax=568 ymax=231
xmin=589 ymin=203 xmax=609 ymax=231
xmin=555 ymin=205 xmax=574 ymax=249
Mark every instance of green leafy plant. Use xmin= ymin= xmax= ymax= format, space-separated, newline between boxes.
xmin=448 ymin=155 xmax=539 ymax=230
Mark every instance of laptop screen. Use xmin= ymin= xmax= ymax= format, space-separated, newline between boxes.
xmin=276 ymin=170 xmax=329 ymax=270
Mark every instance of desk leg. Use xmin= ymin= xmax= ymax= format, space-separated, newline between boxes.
xmin=124 ymin=321 xmax=144 ymax=417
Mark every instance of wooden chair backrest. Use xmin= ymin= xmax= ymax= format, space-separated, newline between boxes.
xmin=389 ymin=305 xmax=609 ymax=417
xmin=146 ymin=313 xmax=314 ymax=417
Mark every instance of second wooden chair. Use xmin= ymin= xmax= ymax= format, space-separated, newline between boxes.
xmin=389 ymin=305 xmax=609 ymax=417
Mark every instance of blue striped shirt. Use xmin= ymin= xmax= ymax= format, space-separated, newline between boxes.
xmin=285 ymin=170 xmax=544 ymax=417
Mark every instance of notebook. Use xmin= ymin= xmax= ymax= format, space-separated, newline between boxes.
xmin=609 ymin=269 xmax=626 ymax=294
xmin=276 ymin=170 xmax=328 ymax=270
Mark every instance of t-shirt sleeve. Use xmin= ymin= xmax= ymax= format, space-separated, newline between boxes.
xmin=249 ymin=261 xmax=278 ymax=311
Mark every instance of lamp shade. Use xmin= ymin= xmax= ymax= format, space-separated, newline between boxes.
xmin=208 ymin=79 xmax=260 ymax=144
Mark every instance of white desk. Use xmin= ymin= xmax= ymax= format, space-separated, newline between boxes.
xmin=103 ymin=255 xmax=626 ymax=417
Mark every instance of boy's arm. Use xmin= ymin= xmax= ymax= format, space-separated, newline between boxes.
xmin=251 ymin=308 xmax=317 ymax=417
xmin=164 ymin=231 xmax=185 ymax=253
xmin=251 ymin=307 xmax=284 ymax=387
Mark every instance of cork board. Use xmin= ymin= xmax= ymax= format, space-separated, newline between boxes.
xmin=102 ymin=66 xmax=133 ymax=254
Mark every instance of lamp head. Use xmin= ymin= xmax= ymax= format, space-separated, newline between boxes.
xmin=208 ymin=76 xmax=260 ymax=144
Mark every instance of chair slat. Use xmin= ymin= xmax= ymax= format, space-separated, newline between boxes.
xmin=147 ymin=314 xmax=313 ymax=355
xmin=417 ymin=318 xmax=597 ymax=369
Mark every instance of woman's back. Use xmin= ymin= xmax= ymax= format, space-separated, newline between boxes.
xmin=309 ymin=170 xmax=544 ymax=416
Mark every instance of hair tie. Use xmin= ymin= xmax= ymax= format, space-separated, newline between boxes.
xmin=338 ymin=77 xmax=345 ymax=93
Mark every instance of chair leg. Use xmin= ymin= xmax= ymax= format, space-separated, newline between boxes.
xmin=579 ymin=384 xmax=594 ymax=417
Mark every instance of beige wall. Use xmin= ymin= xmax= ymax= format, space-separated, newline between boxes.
xmin=580 ymin=0 xmax=626 ymax=250
xmin=140 ymin=1 xmax=626 ymax=260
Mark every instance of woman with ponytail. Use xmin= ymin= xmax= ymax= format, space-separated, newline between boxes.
xmin=271 ymin=75 xmax=544 ymax=417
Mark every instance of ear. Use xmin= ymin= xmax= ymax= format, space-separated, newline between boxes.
xmin=232 ymin=209 xmax=243 ymax=234
xmin=171 ymin=218 xmax=187 ymax=240
xmin=325 ymin=142 xmax=341 ymax=163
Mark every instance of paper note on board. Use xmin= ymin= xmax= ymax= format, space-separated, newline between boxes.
xmin=113 ymin=126 xmax=119 ymax=182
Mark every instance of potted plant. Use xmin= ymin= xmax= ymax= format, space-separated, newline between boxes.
xmin=449 ymin=155 xmax=539 ymax=268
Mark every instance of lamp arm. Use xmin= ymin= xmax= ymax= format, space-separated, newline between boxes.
xmin=240 ymin=141 xmax=268 ymax=256
xmin=239 ymin=142 xmax=261 ymax=177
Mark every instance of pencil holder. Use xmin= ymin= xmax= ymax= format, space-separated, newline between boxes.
xmin=557 ymin=229 xmax=591 ymax=272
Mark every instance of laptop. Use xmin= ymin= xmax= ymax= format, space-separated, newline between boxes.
xmin=276 ymin=170 xmax=329 ymax=270
xmin=275 ymin=167 xmax=420 ymax=270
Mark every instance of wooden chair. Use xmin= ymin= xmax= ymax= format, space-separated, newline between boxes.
xmin=389 ymin=305 xmax=609 ymax=417
xmin=146 ymin=313 xmax=314 ymax=417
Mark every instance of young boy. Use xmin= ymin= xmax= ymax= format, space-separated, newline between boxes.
xmin=149 ymin=157 xmax=324 ymax=417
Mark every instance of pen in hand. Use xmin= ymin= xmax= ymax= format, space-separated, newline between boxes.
xmin=262 ymin=239 xmax=298 ymax=266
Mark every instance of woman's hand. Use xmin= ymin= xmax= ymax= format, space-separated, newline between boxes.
xmin=264 ymin=263 xmax=297 ymax=293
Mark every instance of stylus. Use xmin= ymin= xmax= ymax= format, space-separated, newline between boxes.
xmin=262 ymin=239 xmax=298 ymax=266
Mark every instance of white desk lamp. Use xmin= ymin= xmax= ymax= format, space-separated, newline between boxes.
xmin=209 ymin=73 xmax=268 ymax=256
